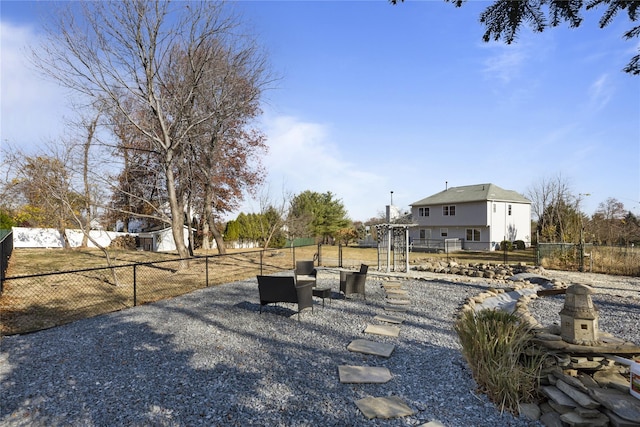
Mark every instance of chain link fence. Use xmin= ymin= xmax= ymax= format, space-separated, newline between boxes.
xmin=0 ymin=247 xmax=313 ymax=336
xmin=9 ymin=241 xmax=631 ymax=336
xmin=0 ymin=230 xmax=12 ymax=294
xmin=537 ymin=243 xmax=640 ymax=276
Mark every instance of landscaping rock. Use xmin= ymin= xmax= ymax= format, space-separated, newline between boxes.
xmin=588 ymin=388 xmax=640 ymax=424
xmin=540 ymin=411 xmax=564 ymax=427
xmin=517 ymin=403 xmax=541 ymax=420
xmin=556 ymin=380 xmax=600 ymax=409
xmin=560 ymin=411 xmax=609 ymax=427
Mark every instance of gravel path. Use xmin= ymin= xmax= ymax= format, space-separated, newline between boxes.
xmin=1 ymin=268 xmax=637 ymax=427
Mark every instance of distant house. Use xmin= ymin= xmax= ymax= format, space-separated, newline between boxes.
xmin=410 ymin=183 xmax=531 ymax=251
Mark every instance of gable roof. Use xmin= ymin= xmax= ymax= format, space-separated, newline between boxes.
xmin=411 ymin=183 xmax=530 ymax=206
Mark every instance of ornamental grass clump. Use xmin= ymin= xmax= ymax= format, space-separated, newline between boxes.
xmin=454 ymin=309 xmax=544 ymax=415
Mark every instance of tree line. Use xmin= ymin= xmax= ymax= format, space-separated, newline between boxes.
xmin=527 ymin=175 xmax=640 ymax=246
xmin=222 ymin=190 xmax=360 ymax=249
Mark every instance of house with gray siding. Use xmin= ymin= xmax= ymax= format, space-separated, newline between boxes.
xmin=410 ymin=183 xmax=531 ymax=251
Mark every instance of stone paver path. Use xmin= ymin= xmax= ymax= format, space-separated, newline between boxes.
xmin=341 ymin=277 xmax=444 ymax=424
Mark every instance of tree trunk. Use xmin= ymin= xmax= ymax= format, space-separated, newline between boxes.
xmin=202 ymin=218 xmax=211 ymax=250
xmin=202 ymin=184 xmax=226 ymax=254
xmin=81 ymin=116 xmax=98 ymax=248
xmin=202 ymin=183 xmax=214 ymax=251
xmin=165 ymin=165 xmax=189 ymax=260
xmin=210 ymin=220 xmax=226 ymax=254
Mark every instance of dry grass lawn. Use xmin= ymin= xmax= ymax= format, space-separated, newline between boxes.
xmin=1 ymin=245 xmax=535 ymax=335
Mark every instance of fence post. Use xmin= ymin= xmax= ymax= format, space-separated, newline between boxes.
xmin=445 ymin=240 xmax=449 ymax=262
xmin=205 ymin=256 xmax=209 ymax=287
xmin=260 ymin=250 xmax=264 ymax=275
xmin=133 ymin=264 xmax=137 ymax=307
xmin=317 ymin=243 xmax=322 ymax=266
xmin=292 ymin=245 xmax=296 ymax=268
xmin=338 ymin=244 xmax=343 ymax=268
xmin=503 ymin=237 xmax=507 ymax=264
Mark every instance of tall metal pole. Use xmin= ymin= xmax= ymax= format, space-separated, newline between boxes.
xmin=386 ymin=226 xmax=391 ymax=273
xmin=405 ymin=226 xmax=410 ymax=273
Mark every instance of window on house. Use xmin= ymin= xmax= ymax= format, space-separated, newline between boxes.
xmin=440 ymin=228 xmax=448 ymax=237
xmin=508 ymin=204 xmax=512 ymax=216
xmin=419 ymin=207 xmax=430 ymax=217
xmin=443 ymin=205 xmax=456 ymax=216
xmin=466 ymin=228 xmax=481 ymax=241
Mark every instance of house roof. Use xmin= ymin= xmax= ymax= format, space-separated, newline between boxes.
xmin=411 ymin=183 xmax=530 ymax=206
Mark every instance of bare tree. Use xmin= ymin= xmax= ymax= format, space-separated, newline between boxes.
xmin=256 ymin=186 xmax=292 ymax=249
xmin=32 ymin=1 xmax=271 ymax=260
xmin=591 ymin=197 xmax=627 ymax=245
xmin=79 ymin=113 xmax=100 ymax=247
xmin=526 ymin=174 xmax=576 ymax=242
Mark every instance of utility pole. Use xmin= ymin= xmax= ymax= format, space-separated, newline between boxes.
xmin=578 ymin=193 xmax=591 ymax=272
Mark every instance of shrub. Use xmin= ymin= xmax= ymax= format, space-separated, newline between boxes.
xmin=513 ymin=240 xmax=526 ymax=250
xmin=454 ymin=309 xmax=544 ymax=415
xmin=110 ymin=235 xmax=137 ymax=250
xmin=500 ymin=240 xmax=513 ymax=251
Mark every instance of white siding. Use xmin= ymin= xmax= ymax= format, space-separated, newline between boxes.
xmin=488 ymin=201 xmax=531 ymax=246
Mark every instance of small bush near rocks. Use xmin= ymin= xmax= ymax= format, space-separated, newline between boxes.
xmin=454 ymin=309 xmax=543 ymax=415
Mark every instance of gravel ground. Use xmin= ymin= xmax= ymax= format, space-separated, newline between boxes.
xmin=527 ymin=270 xmax=640 ymax=343
xmin=1 ymin=268 xmax=637 ymax=427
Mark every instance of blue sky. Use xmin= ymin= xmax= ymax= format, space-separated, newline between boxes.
xmin=1 ymin=1 xmax=639 ymax=222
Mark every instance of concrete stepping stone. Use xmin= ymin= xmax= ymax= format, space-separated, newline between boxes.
xmin=419 ymin=422 xmax=447 ymax=427
xmin=338 ymin=365 xmax=393 ymax=384
xmin=355 ymin=396 xmax=415 ymax=419
xmin=382 ymin=282 xmax=403 ymax=289
xmin=347 ymin=339 xmax=395 ymax=358
xmin=374 ymin=314 xmax=404 ymax=324
xmin=386 ymin=289 xmax=408 ymax=296
xmin=384 ymin=305 xmax=407 ymax=312
xmin=364 ymin=324 xmax=400 ymax=337
xmin=387 ymin=298 xmax=411 ymax=305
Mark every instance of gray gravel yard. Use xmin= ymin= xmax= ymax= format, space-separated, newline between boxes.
xmin=1 ymin=268 xmax=637 ymax=427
